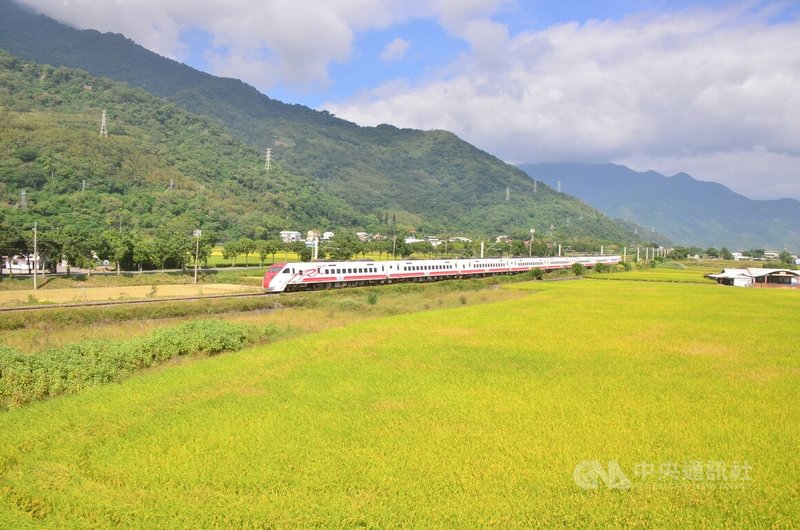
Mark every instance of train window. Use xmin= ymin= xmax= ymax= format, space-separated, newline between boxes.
xmin=282 ymin=269 xmax=290 ymax=274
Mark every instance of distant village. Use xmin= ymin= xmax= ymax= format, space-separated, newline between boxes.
xmin=278 ymin=230 xmax=472 ymax=247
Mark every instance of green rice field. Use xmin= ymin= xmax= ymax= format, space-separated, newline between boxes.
xmin=0 ymin=277 xmax=798 ymax=527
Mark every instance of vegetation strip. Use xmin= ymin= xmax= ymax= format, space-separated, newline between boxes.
xmin=0 ymin=320 xmax=278 ymax=408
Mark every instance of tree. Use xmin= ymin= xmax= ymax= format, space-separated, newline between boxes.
xmin=706 ymin=247 xmax=720 ymax=258
xmin=258 ymin=239 xmax=281 ymax=265
xmin=289 ymin=241 xmax=306 ymax=260
xmin=222 ymin=240 xmax=241 ymax=266
xmin=152 ymin=223 xmax=192 ymax=270
xmin=238 ymin=237 xmax=256 ymax=266
xmin=668 ymin=247 xmax=689 ymax=260
xmin=101 ymin=230 xmax=133 ymax=275
xmin=59 ymin=226 xmax=98 ymax=277
xmin=720 ymin=247 xmax=734 ymax=260
xmin=329 ymin=232 xmax=361 ymax=261
xmin=779 ymin=250 xmax=793 ymax=265
xmin=197 ymin=232 xmax=217 ymax=267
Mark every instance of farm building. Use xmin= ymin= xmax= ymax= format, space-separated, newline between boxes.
xmin=707 ymin=268 xmax=800 ymax=287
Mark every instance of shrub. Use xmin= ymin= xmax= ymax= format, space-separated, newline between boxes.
xmin=594 ymin=263 xmax=610 ymax=273
xmin=571 ymin=263 xmax=586 ymax=276
xmin=0 ymin=320 xmax=275 ymax=408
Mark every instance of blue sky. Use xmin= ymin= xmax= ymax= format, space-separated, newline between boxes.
xmin=17 ymin=0 xmax=800 ymax=200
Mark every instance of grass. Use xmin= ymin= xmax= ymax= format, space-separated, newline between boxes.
xmin=0 ymin=283 xmax=261 ymax=307
xmin=594 ymin=265 xmax=720 ymax=283
xmin=0 ymin=268 xmax=266 ymax=292
xmin=0 ymin=280 xmax=522 ymax=353
xmin=0 ymin=279 xmax=798 ymax=526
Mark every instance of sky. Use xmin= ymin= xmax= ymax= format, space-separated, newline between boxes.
xmin=16 ymin=0 xmax=800 ymax=200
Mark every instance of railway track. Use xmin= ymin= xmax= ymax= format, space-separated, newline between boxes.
xmin=0 ymin=291 xmax=273 ymax=313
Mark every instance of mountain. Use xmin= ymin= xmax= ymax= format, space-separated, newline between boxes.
xmin=0 ymin=0 xmax=635 ymax=242
xmin=519 ymin=162 xmax=800 ymax=250
xmin=0 ymin=51 xmax=366 ymax=239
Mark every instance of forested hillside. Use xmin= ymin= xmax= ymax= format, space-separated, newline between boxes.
xmin=521 ymin=162 xmax=800 ymax=249
xmin=0 ymin=0 xmax=636 ymax=243
xmin=0 ymin=51 xmax=364 ymax=239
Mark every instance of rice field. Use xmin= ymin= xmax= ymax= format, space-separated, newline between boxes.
xmin=0 ymin=283 xmax=262 ymax=307
xmin=0 ymin=278 xmax=797 ymax=527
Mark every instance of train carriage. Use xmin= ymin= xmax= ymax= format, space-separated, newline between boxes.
xmin=263 ymin=255 xmax=620 ymax=293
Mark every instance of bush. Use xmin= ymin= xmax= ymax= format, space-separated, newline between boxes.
xmin=571 ymin=263 xmax=586 ymax=276
xmin=367 ymin=291 xmax=378 ymax=305
xmin=0 ymin=320 xmax=276 ymax=408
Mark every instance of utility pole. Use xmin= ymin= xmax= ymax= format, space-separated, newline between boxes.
xmin=623 ymin=247 xmax=627 ymax=262
xmin=557 ymin=180 xmax=561 ymax=193
xmin=480 ymin=241 xmax=485 ymax=258
xmin=193 ymin=229 xmax=201 ymax=284
xmin=505 ymin=186 xmax=510 ymax=201
xmin=32 ymin=222 xmax=38 ymax=291
xmin=265 ymin=147 xmax=272 ymax=171
xmin=20 ymin=190 xmax=27 ymax=210
xmin=392 ymin=234 xmax=397 ymax=260
xmin=529 ymin=228 xmax=535 ymax=257
xmin=533 ymin=180 xmax=537 ymax=193
xmin=313 ymin=236 xmax=319 ymax=261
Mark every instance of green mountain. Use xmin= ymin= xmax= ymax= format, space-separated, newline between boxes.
xmin=0 ymin=0 xmax=635 ymax=242
xmin=0 ymin=51 xmax=365 ymax=237
xmin=520 ymin=162 xmax=800 ymax=250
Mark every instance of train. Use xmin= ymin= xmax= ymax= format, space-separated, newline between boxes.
xmin=262 ymin=255 xmax=621 ymax=292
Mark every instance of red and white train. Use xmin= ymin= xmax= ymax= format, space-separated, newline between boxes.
xmin=262 ymin=255 xmax=620 ymax=292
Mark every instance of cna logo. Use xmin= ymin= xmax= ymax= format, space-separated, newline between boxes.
xmin=573 ymin=460 xmax=631 ymax=490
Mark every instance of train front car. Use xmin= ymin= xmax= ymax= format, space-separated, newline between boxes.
xmin=262 ymin=263 xmax=289 ymax=292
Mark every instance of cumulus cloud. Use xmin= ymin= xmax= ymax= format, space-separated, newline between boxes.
xmin=15 ymin=0 xmax=423 ymax=89
xmin=380 ymin=37 xmax=410 ymax=62
xmin=325 ymin=5 xmax=800 ymax=199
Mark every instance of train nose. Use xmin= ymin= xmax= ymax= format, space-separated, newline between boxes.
xmin=263 ymin=263 xmax=287 ymax=291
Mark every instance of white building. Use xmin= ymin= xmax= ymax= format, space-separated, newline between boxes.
xmin=707 ymin=268 xmax=800 ymax=287
xmin=322 ymin=231 xmax=334 ymax=240
xmin=2 ymin=254 xmax=44 ymax=273
xmin=279 ymin=230 xmax=302 ymax=243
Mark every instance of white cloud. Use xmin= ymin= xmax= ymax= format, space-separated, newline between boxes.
xmin=380 ymin=37 xmax=410 ymax=62
xmin=15 ymin=0 xmax=425 ymax=89
xmin=15 ymin=0 xmax=512 ymax=89
xmin=325 ymin=5 xmax=800 ymax=199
